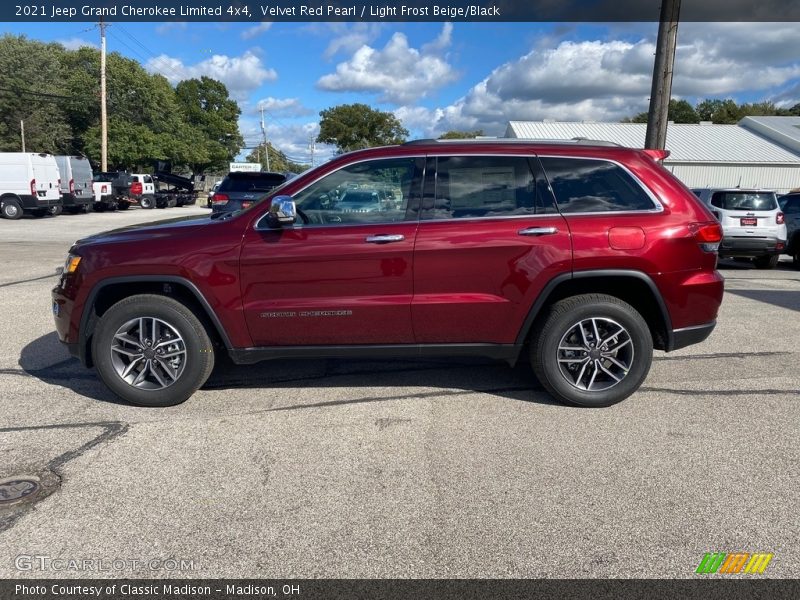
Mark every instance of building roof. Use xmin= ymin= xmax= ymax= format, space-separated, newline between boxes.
xmin=505 ymin=121 xmax=800 ymax=165
xmin=739 ymin=116 xmax=800 ymax=155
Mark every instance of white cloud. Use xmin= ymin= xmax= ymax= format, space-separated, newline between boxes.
xmin=254 ymin=97 xmax=314 ymax=118
xmin=241 ymin=22 xmax=272 ymax=40
xmin=57 ymin=37 xmax=97 ymax=50
xmin=145 ymin=51 xmax=277 ymax=100
xmin=155 ymin=22 xmax=188 ymax=35
xmin=403 ymin=23 xmax=800 ymax=137
xmin=316 ymin=24 xmax=459 ymax=104
xmin=317 ymin=23 xmax=383 ymax=60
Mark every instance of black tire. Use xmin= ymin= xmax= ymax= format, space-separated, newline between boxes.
xmin=140 ymin=195 xmax=155 ymax=209
xmin=117 ymin=201 xmax=130 ymax=210
xmin=84 ymin=202 xmax=94 ymax=213
xmin=1 ymin=197 xmax=23 ymax=220
xmin=753 ymin=254 xmax=779 ymax=269
xmin=48 ymin=205 xmax=63 ymax=216
xmin=92 ymin=294 xmax=215 ymax=407
xmin=530 ymin=294 xmax=653 ymax=408
xmin=30 ymin=209 xmax=47 ymax=218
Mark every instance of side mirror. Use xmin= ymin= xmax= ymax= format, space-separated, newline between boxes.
xmin=265 ymin=195 xmax=297 ymax=228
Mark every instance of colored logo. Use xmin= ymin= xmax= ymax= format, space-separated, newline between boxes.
xmin=696 ymin=552 xmax=773 ymax=574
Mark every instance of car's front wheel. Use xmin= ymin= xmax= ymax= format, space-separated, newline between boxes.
xmin=92 ymin=295 xmax=215 ymax=407
xmin=531 ymin=294 xmax=653 ymax=407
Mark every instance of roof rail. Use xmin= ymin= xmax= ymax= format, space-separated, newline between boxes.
xmin=402 ymin=137 xmax=621 ymax=147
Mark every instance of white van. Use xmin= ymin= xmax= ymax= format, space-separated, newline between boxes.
xmin=55 ymin=155 xmax=94 ymax=214
xmin=0 ymin=152 xmax=62 ymax=219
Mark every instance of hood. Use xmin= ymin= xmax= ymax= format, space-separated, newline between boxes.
xmin=76 ymin=214 xmax=215 ymax=246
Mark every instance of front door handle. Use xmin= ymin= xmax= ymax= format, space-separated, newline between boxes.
xmin=365 ymin=234 xmax=405 ymax=244
xmin=518 ymin=226 xmax=559 ymax=236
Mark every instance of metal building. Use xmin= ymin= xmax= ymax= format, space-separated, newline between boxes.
xmin=505 ymin=120 xmax=800 ymax=193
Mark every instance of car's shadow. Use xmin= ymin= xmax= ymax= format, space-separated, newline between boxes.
xmin=19 ymin=332 xmax=559 ymax=408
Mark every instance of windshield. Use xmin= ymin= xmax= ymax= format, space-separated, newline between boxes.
xmin=219 ymin=174 xmax=287 ymax=193
xmin=710 ymin=192 xmax=777 ymax=211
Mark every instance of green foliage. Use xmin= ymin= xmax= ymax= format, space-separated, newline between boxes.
xmin=317 ymin=103 xmax=408 ymax=153
xmin=626 ymin=98 xmax=800 ymax=125
xmin=438 ymin=130 xmax=485 ymax=139
xmin=175 ymin=77 xmax=243 ymax=172
xmin=0 ymin=34 xmax=243 ymax=173
xmin=245 ymin=143 xmax=309 ymax=173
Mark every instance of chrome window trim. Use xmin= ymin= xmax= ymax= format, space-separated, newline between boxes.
xmin=254 ymin=155 xmax=426 ymax=231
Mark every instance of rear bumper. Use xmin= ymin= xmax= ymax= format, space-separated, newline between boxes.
xmin=671 ymin=321 xmax=716 ymax=351
xmin=61 ymin=192 xmax=91 ymax=207
xmin=20 ymin=194 xmax=62 ymax=210
xmin=720 ymin=236 xmax=785 ymax=257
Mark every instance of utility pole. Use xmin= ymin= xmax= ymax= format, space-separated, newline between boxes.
xmin=308 ymin=136 xmax=315 ymax=167
xmin=259 ymin=105 xmax=270 ymax=171
xmin=100 ymin=18 xmax=108 ymax=171
xmin=20 ymin=120 xmax=25 ymax=152
xmin=645 ymin=0 xmax=681 ymax=150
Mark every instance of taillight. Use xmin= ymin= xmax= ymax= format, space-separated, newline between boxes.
xmin=689 ymin=221 xmax=723 ymax=253
xmin=130 ymin=182 xmax=143 ymax=195
xmin=241 ymin=201 xmax=252 ymax=209
xmin=776 ymin=212 xmax=784 ymax=225
xmin=212 ymin=193 xmax=229 ymax=205
xmin=69 ymin=179 xmax=75 ymax=194
xmin=30 ymin=179 xmax=36 ymax=195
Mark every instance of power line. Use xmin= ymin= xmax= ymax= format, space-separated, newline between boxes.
xmin=0 ymin=86 xmax=82 ymax=101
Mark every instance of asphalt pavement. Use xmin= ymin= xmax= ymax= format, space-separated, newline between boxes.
xmin=0 ymin=206 xmax=798 ymax=579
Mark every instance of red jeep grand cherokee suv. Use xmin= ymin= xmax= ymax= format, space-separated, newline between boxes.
xmin=52 ymin=139 xmax=724 ymax=408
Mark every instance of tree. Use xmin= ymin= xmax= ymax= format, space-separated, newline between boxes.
xmin=668 ymin=99 xmax=699 ymax=123
xmin=438 ymin=130 xmax=484 ymax=139
xmin=317 ymin=103 xmax=408 ymax=153
xmin=175 ymin=77 xmax=243 ymax=172
xmin=0 ymin=35 xmax=71 ymax=153
xmin=695 ymin=99 xmax=742 ymax=124
xmin=246 ymin=143 xmax=309 ymax=173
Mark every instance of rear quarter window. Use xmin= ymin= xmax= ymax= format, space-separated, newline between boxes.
xmin=539 ymin=157 xmax=657 ymax=213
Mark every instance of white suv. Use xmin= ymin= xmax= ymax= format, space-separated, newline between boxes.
xmin=692 ymin=188 xmax=787 ymax=269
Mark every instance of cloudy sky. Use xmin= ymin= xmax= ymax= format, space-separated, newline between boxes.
xmin=4 ymin=21 xmax=800 ymax=163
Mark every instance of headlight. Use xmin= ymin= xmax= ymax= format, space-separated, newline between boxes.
xmin=64 ymin=254 xmax=81 ymax=274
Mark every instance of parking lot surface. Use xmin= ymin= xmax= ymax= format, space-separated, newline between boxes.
xmin=0 ymin=207 xmax=798 ymax=578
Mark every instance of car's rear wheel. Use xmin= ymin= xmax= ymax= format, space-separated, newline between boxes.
xmin=530 ymin=294 xmax=653 ymax=407
xmin=140 ymin=195 xmax=155 ymax=209
xmin=753 ymin=254 xmax=779 ymax=269
xmin=92 ymin=295 xmax=215 ymax=407
xmin=48 ymin=205 xmax=63 ymax=216
xmin=1 ymin=198 xmax=23 ymax=220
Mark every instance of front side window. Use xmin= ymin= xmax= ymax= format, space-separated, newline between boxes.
xmin=421 ymin=155 xmax=556 ymax=220
xmin=540 ymin=157 xmax=657 ymax=213
xmin=291 ymin=158 xmax=419 ymax=226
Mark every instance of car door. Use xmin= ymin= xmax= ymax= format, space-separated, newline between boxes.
xmin=412 ymin=154 xmax=572 ymax=344
xmin=239 ymin=156 xmax=424 ymax=347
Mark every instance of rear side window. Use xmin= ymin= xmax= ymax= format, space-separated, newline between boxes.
xmin=539 ymin=157 xmax=656 ymax=213
xmin=781 ymin=196 xmax=800 ymax=214
xmin=710 ymin=192 xmax=777 ymax=211
xmin=422 ymin=155 xmax=556 ymax=220
xmin=219 ymin=174 xmax=286 ymax=193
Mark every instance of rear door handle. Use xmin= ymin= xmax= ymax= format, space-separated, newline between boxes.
xmin=518 ymin=226 xmax=559 ymax=236
xmin=365 ymin=234 xmax=405 ymax=244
